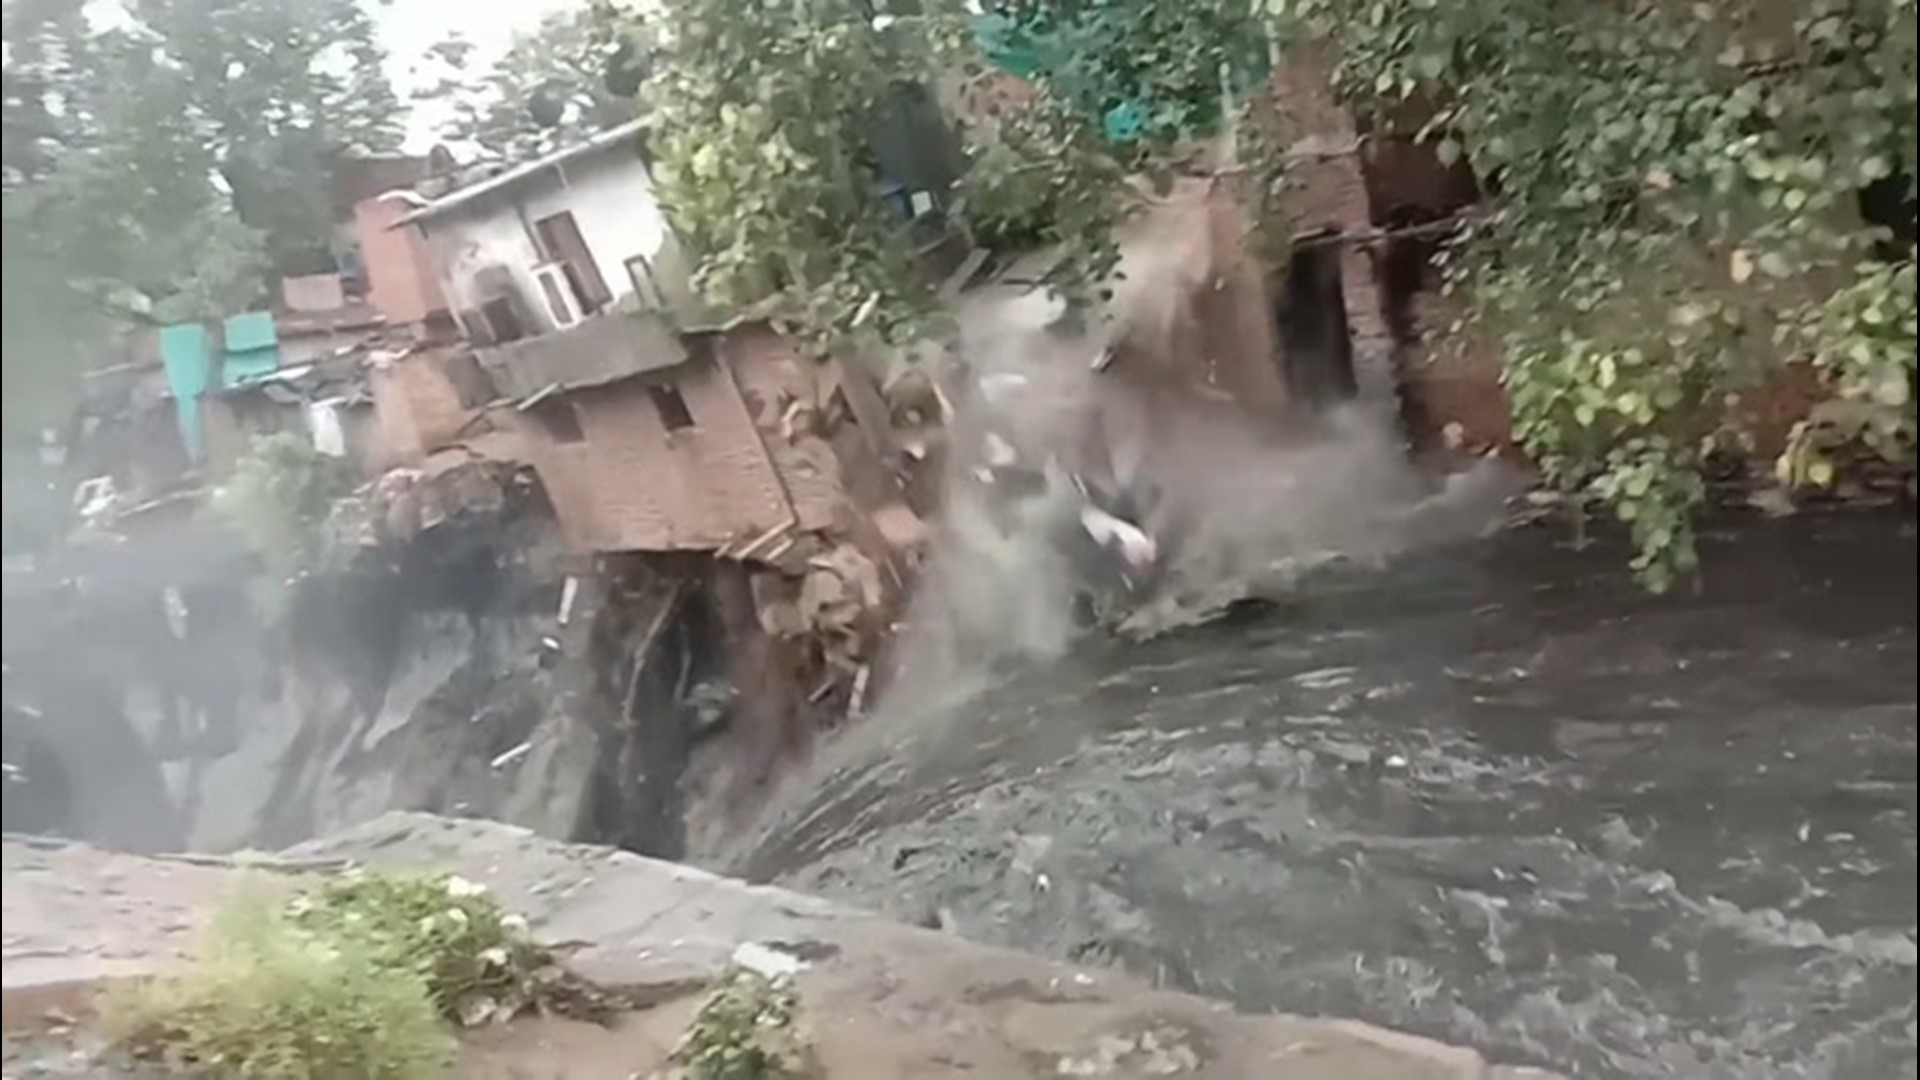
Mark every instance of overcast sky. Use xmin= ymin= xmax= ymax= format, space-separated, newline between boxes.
xmin=377 ymin=0 xmax=583 ymax=149
xmin=75 ymin=0 xmax=582 ymax=150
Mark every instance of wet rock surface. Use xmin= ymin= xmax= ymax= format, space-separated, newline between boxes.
xmin=745 ymin=514 xmax=1918 ymax=1079
xmin=3 ymin=813 xmax=1549 ymax=1077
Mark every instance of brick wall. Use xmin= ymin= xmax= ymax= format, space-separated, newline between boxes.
xmin=720 ymin=324 xmax=850 ymax=532
xmin=352 ymin=196 xmax=447 ymax=327
xmin=525 ymin=353 xmax=796 ymax=553
xmin=1108 ymin=178 xmax=1293 ymax=416
xmin=1269 ymin=48 xmax=1397 ymax=409
xmin=368 ymin=346 xmax=479 ymax=467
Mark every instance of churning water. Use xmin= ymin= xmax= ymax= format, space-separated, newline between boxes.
xmin=738 ymin=513 xmax=1917 ymax=1079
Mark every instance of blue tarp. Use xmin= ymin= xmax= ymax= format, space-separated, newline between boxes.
xmin=221 ymin=311 xmax=280 ymax=388
xmin=157 ymin=323 xmax=212 ymax=459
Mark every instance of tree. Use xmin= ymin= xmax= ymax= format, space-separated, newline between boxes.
xmin=638 ymin=0 xmax=1124 ymax=357
xmin=980 ymin=0 xmax=1269 ymax=147
xmin=414 ymin=7 xmax=648 ymax=162
xmin=1264 ymin=0 xmax=1916 ymax=589
xmin=1 ymin=0 xmax=405 ymax=435
xmin=122 ymin=0 xmax=405 ymax=273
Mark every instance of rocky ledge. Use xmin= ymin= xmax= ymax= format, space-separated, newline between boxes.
xmin=2 ymin=813 xmax=1556 ymax=1078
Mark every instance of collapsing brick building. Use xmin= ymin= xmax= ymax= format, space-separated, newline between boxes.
xmin=368 ymin=121 xmax=938 ymax=846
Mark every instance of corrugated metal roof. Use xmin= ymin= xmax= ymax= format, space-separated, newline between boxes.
xmin=396 ymin=120 xmax=649 ymax=227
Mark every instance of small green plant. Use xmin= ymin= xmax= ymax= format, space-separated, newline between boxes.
xmin=103 ymin=890 xmax=453 ymax=1078
xmin=667 ymin=968 xmax=810 ymax=1080
xmin=286 ymin=871 xmax=562 ymax=1028
xmin=107 ymin=871 xmax=565 ymax=1077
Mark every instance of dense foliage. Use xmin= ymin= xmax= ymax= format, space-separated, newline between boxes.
xmin=980 ymin=0 xmax=1268 ymax=147
xmin=639 ymin=0 xmax=946 ymax=355
xmin=1265 ymin=0 xmax=1917 ymax=588
xmin=636 ymin=0 xmax=1125 ymax=358
xmin=952 ymin=89 xmax=1131 ymax=305
xmin=1 ymin=0 xmax=402 ymax=434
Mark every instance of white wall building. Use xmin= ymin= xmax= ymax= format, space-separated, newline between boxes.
xmin=400 ymin=121 xmax=695 ymax=345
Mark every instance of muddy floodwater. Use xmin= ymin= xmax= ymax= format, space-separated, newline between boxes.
xmin=740 ymin=513 xmax=1917 ymax=1079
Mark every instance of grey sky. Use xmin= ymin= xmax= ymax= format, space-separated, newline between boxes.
xmin=377 ymin=0 xmax=582 ymax=149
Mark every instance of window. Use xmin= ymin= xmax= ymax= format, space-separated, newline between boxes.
xmin=648 ymin=384 xmax=695 ymax=432
xmin=479 ymin=296 xmax=526 ymax=344
xmin=625 ymin=254 xmax=667 ymax=311
xmin=1274 ymin=236 xmax=1358 ymax=408
xmin=528 ymin=398 xmax=586 ymax=444
xmin=535 ymin=265 xmax=578 ymax=327
xmin=533 ymin=211 xmax=613 ymax=312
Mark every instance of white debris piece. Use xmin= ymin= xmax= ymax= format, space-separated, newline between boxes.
xmin=162 ymin=586 xmax=189 ymax=641
xmin=1079 ymin=505 xmax=1158 ymax=570
xmin=984 ymin=431 xmax=1018 ymax=468
xmin=978 ymin=372 xmax=1030 ymax=405
xmin=490 ymin=742 xmax=533 ymax=770
xmin=731 ymin=941 xmax=807 ymax=981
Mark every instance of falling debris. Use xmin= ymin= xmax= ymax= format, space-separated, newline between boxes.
xmin=1078 ymin=504 xmax=1157 ymax=572
xmin=489 ymin=742 xmax=533 ymax=770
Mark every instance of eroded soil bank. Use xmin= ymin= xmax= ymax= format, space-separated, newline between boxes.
xmin=2 ymin=812 xmax=1555 ymax=1078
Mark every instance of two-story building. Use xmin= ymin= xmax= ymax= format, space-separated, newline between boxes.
xmin=391 ymin=120 xmax=923 ymax=563
xmin=379 ymin=119 xmax=937 ymax=729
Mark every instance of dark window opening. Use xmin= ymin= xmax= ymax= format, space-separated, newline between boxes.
xmin=480 ymin=296 xmax=526 ymax=344
xmin=1379 ymin=232 xmax=1441 ymax=452
xmin=534 ymin=210 xmax=613 ymax=312
xmin=1275 ymin=237 xmax=1359 ymax=409
xmin=1859 ymin=172 xmax=1918 ymax=260
xmin=1378 ymin=231 xmax=1441 ymax=347
xmin=529 ymin=398 xmax=586 ymax=444
xmin=442 ymin=352 xmax=499 ymax=410
xmin=649 ymin=384 xmax=696 ymax=432
xmin=454 ymin=307 xmax=494 ymax=346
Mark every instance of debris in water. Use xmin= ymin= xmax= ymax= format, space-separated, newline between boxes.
xmin=848 ymin=664 xmax=872 ymax=717
xmin=556 ymin=575 xmax=578 ymax=625
xmin=490 ymin=742 xmax=532 ymax=770
xmin=1078 ymin=505 xmax=1157 ymax=571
